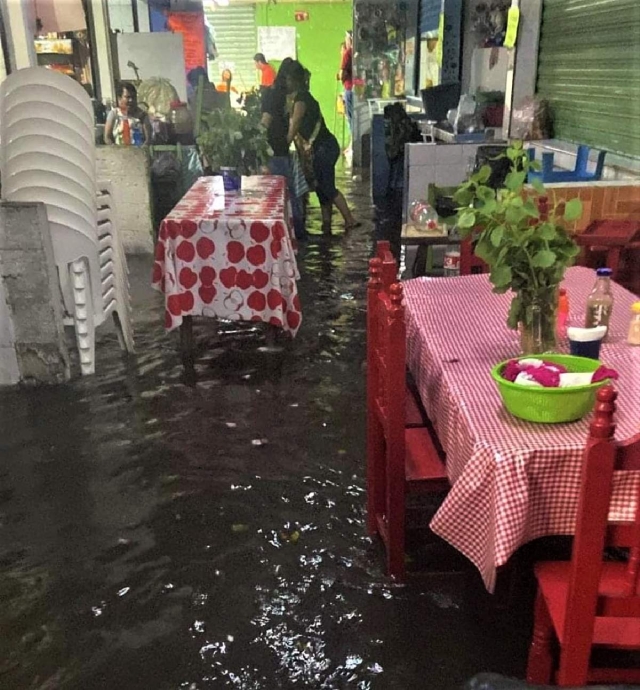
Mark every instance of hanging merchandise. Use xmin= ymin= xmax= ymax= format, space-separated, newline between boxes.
xmin=204 ymin=16 xmax=218 ymax=60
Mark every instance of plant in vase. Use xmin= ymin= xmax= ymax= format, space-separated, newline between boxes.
xmin=197 ymin=95 xmax=272 ymax=176
xmin=453 ymin=142 xmax=583 ymax=354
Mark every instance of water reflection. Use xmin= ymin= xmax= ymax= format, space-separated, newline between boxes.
xmin=0 ymin=172 xmax=530 ymax=689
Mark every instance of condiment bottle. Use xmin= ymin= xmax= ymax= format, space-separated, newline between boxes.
xmin=585 ymin=268 xmax=614 ymax=335
xmin=628 ymin=301 xmax=640 ymax=346
xmin=556 ymin=287 xmax=569 ymax=339
xmin=122 ymin=118 xmax=131 ymax=146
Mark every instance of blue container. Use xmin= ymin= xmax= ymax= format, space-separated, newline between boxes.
xmin=221 ymin=167 xmax=240 ymax=192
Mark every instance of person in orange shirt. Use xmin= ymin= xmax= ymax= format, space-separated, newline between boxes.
xmin=215 ymin=69 xmax=239 ymax=94
xmin=254 ymin=53 xmax=276 ymax=90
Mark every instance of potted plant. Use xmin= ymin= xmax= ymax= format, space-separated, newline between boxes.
xmin=196 ymin=94 xmax=272 ymax=179
xmin=454 ymin=142 xmax=583 ymax=354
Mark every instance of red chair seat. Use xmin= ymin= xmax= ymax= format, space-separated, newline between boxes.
xmin=536 ymin=560 xmax=640 ymax=649
xmin=405 ymin=384 xmax=426 ymax=428
xmin=405 ymin=427 xmax=448 ymax=485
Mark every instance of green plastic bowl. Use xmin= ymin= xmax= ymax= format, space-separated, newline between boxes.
xmin=491 ymin=354 xmax=608 ymax=424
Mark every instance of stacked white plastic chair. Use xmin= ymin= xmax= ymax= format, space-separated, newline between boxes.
xmin=0 ymin=67 xmax=134 ymax=375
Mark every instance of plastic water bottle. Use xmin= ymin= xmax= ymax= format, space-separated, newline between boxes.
xmin=443 ymin=250 xmax=461 ymax=277
xmin=132 ymin=127 xmax=144 ymax=146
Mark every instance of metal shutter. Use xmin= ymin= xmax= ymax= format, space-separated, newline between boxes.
xmin=536 ymin=0 xmax=640 ymax=158
xmin=205 ymin=4 xmax=257 ymax=93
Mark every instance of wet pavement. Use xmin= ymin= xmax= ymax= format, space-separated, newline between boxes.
xmin=0 ymin=172 xmax=532 ymax=689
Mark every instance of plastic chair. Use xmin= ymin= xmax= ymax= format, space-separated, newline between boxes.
xmin=459 ymin=237 xmax=489 ymax=275
xmin=367 ymin=249 xmax=449 ymax=580
xmin=526 ymin=386 xmax=640 ymax=686
xmin=527 ymin=145 xmax=606 ymax=184
xmin=0 ymin=67 xmax=134 ymax=375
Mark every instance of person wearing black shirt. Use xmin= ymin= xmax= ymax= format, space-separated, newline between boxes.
xmin=261 ymin=59 xmax=306 ymax=240
xmin=285 ymin=61 xmax=359 ymax=235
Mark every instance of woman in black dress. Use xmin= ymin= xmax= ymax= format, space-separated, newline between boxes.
xmin=285 ymin=61 xmax=358 ymax=235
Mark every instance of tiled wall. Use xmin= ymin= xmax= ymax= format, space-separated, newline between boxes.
xmin=403 ymin=143 xmax=482 ymax=222
xmin=543 ymin=183 xmax=640 ymax=234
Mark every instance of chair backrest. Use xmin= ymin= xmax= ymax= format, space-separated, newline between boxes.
xmin=375 ymin=240 xmax=398 ymax=290
xmin=367 ymin=255 xmax=406 ymax=444
xmin=459 ymin=238 xmax=489 ymax=276
xmin=562 ymin=386 xmax=640 ymax=649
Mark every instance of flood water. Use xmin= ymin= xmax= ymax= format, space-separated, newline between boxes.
xmin=0 ymin=175 xmax=531 ymax=689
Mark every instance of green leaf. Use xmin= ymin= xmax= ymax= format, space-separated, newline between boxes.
xmin=490 ymin=264 xmax=512 ymax=289
xmin=531 ymin=177 xmax=545 ymax=195
xmin=523 ymin=200 xmax=540 ymax=218
xmin=454 ymin=188 xmax=474 ymax=207
xmin=529 ymin=160 xmax=542 ymax=172
xmin=539 ymin=224 xmax=557 ymax=241
xmin=478 ymin=199 xmax=497 ymax=216
xmin=505 ymin=171 xmax=527 ymax=192
xmin=457 ymin=210 xmax=477 ymax=229
xmin=476 ymin=186 xmax=496 ymax=202
xmin=476 ymin=165 xmax=492 ymax=184
xmin=491 ymin=225 xmax=505 ymax=247
xmin=505 ymin=205 xmax=526 ymax=224
xmin=531 ymin=249 xmax=556 ymax=268
xmin=563 ymin=198 xmax=583 ymax=221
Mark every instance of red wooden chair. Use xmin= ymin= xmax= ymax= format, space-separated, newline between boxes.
xmin=527 ymin=386 xmax=640 ymax=686
xmin=366 ymin=257 xmax=449 ymax=580
xmin=375 ymin=241 xmax=427 ymax=428
xmin=459 ymin=237 xmax=489 ymax=276
xmin=576 ymin=220 xmax=640 ymax=294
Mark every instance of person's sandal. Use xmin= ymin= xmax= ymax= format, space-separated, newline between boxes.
xmin=344 ymin=220 xmax=362 ymax=232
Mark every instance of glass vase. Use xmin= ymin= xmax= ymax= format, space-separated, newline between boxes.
xmin=519 ymin=291 xmax=557 ymax=355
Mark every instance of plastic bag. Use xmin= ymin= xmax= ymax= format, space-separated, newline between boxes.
xmin=511 ymin=97 xmax=553 ymax=141
xmin=137 ymin=78 xmax=180 ymax=119
xmin=151 ymin=152 xmax=181 ymax=183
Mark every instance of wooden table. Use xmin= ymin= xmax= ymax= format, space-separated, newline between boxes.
xmin=403 ymin=267 xmax=640 ymax=590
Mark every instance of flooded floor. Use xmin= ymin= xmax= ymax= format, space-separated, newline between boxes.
xmin=0 ymin=174 xmax=532 ymax=689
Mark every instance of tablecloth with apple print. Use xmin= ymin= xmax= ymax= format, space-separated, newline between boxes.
xmin=152 ymin=176 xmax=302 ymax=335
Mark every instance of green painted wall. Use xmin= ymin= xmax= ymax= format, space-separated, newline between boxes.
xmin=255 ymin=1 xmax=353 ymax=143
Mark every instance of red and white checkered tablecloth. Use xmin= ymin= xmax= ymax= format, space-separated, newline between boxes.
xmin=403 ymin=266 xmax=640 ymax=591
xmin=152 ymin=176 xmax=302 ymax=335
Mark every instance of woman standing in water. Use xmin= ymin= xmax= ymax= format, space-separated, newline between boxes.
xmin=285 ymin=61 xmax=359 ymax=235
xmin=260 ymin=59 xmax=307 ymax=240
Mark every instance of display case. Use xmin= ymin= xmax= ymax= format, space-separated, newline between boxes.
xmin=34 ymin=33 xmax=93 ymax=87
xmin=352 ymin=0 xmax=411 ymax=103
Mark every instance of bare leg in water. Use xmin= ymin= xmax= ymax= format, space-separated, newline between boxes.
xmin=333 ymin=191 xmax=358 ymax=229
xmin=322 ymin=194 xmax=358 ymax=235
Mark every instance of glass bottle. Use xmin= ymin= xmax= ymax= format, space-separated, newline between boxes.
xmin=585 ymin=268 xmax=614 ymax=335
xmin=628 ymin=302 xmax=640 ymax=346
